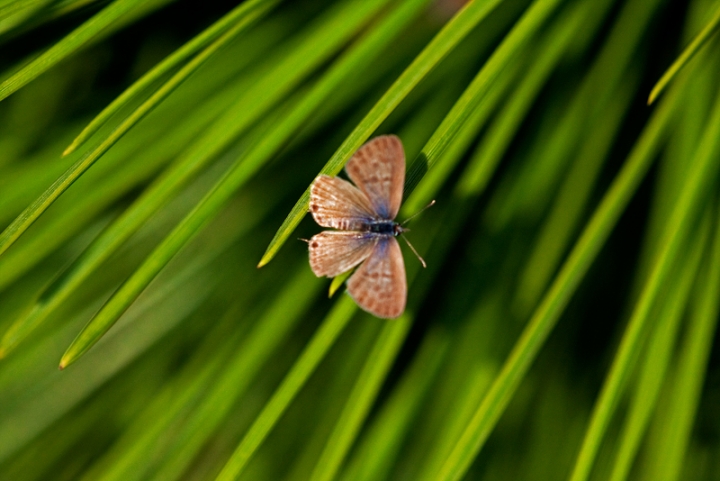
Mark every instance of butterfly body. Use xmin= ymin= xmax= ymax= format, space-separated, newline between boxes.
xmin=308 ymin=135 xmax=408 ymax=319
xmin=367 ymin=220 xmax=401 ymax=236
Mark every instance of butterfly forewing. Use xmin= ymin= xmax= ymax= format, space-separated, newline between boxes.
xmin=308 ymin=231 xmax=377 ymax=278
xmin=347 ymin=236 xmax=406 ymax=319
xmin=310 ymin=175 xmax=376 ymax=231
xmin=345 ymin=135 xmax=405 ymax=220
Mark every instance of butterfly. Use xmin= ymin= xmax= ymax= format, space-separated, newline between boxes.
xmin=307 ymin=135 xmax=427 ymax=319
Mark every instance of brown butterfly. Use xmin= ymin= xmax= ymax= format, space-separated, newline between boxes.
xmin=307 ymin=135 xmax=427 ymax=319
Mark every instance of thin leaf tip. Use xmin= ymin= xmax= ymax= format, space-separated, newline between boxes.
xmin=62 ymin=143 xmax=77 ymax=157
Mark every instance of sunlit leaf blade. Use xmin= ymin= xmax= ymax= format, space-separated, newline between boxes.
xmin=215 ymin=296 xmax=357 ymax=481
xmin=340 ymin=329 xmax=449 ymax=481
xmin=56 ymin=173 xmax=277 ymax=369
xmin=81 ymin=265 xmax=321 ymax=481
xmin=0 ymin=231 xmax=229 ymax=462
xmin=63 ymin=0 xmax=280 ymax=156
xmin=329 ymin=271 xmax=351 ymax=297
xmin=568 ymin=79 xmax=720 ymax=481
xmin=0 ymin=0 xmax=53 ymax=34
xmin=0 ymin=153 xmax=156 ymax=291
xmin=404 ymin=0 xmax=564 ymax=200
xmin=453 ymin=0 xmax=596 ymax=200
xmin=608 ymin=213 xmax=709 ymax=481
xmin=148 ymin=268 xmax=322 ymax=481
xmin=77 ymin=312 xmax=246 ymax=481
xmin=309 ymin=315 xmax=412 ymax=481
xmin=57 ymin=0 xmax=400 ymax=368
xmin=514 ymin=74 xmax=637 ymax=314
xmin=0 ymin=149 xmax=105 ymax=259
xmin=0 ymin=0 xmax=150 ymax=102
xmin=433 ymin=81 xmax=680 ymax=481
xmin=485 ymin=0 xmax=664 ymax=233
xmin=0 ymin=77 xmax=234 ymax=296
xmin=0 ymin=10 xmax=262 ymax=260
xmin=641 ymin=200 xmax=720 ymax=481
xmin=647 ymin=2 xmax=720 ymax=104
xmin=401 ymin=54 xmax=517 ymax=213
xmin=0 ymin=0 xmax=397 ymax=358
xmin=258 ymin=0 xmax=505 ymax=267
xmin=0 ymin=85 xmax=233 ymax=356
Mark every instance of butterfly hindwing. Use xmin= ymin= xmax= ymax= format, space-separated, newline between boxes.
xmin=345 ymin=135 xmax=405 ymax=220
xmin=310 ymin=175 xmax=376 ymax=230
xmin=347 ymin=236 xmax=406 ymax=319
xmin=308 ymin=231 xmax=378 ymax=278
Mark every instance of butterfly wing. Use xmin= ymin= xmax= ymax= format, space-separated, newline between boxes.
xmin=347 ymin=236 xmax=406 ymax=319
xmin=308 ymin=231 xmax=378 ymax=278
xmin=345 ymin=135 xmax=405 ymax=221
xmin=310 ymin=175 xmax=377 ymax=231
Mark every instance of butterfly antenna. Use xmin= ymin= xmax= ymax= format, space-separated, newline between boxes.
xmin=401 ymin=235 xmax=427 ymax=268
xmin=401 ymin=200 xmax=436 ymax=226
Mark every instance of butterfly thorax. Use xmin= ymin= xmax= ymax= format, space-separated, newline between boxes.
xmin=366 ymin=221 xmax=404 ymax=236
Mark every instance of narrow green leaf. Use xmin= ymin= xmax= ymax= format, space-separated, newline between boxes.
xmin=485 ymin=0 xmax=664 ymax=231
xmin=404 ymin=0 xmax=563 ymax=201
xmin=341 ymin=329 xmax=449 ymax=481
xmin=642 ymin=200 xmax=720 ymax=481
xmin=0 ymin=249 xmax=220 ymax=462
xmin=89 ymin=265 xmax=320 ymax=481
xmin=63 ymin=0 xmax=279 ymax=155
xmin=433 ymin=80 xmax=679 ymax=481
xmin=79 ymin=315 xmax=245 ymax=481
xmin=568 ymin=80 xmax=720 ymax=481
xmin=608 ymin=212 xmax=710 ymax=481
xmin=0 ymin=0 xmax=53 ymax=32
xmin=0 ymin=142 xmax=79 ymax=220
xmin=454 ymin=0 xmax=590 ymax=198
xmin=329 ymin=271 xmax=352 ymax=297
xmin=647 ymin=2 xmax=720 ymax=104
xmin=147 ymin=267 xmax=322 ymax=481
xmin=0 ymin=0 xmax=48 ymax=20
xmin=0 ymin=0 xmax=148 ymax=102
xmin=59 ymin=131 xmax=284 ymax=369
xmin=215 ymin=296 xmax=357 ymax=481
xmin=258 ymin=0 xmax=505 ymax=267
xmin=0 ymin=77 xmax=234 ymax=356
xmin=0 ymin=9 xmax=264 ymax=260
xmin=514 ymin=73 xmax=637 ymax=314
xmin=282 ymin=319 xmax=383 ymax=481
xmin=0 ymin=128 xmax=182 ymax=291
xmin=310 ymin=315 xmax=412 ymax=481
xmin=624 ymin=48 xmax=713 ymax=313
xmin=53 ymin=0 xmax=417 ymax=367
xmin=422 ymin=367 xmax=496 ymax=481
xmin=2 ymin=0 xmax=393 ymax=358
xmin=402 ymin=49 xmax=520 ymax=214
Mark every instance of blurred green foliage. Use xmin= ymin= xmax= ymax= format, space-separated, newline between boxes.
xmin=0 ymin=0 xmax=719 ymax=480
